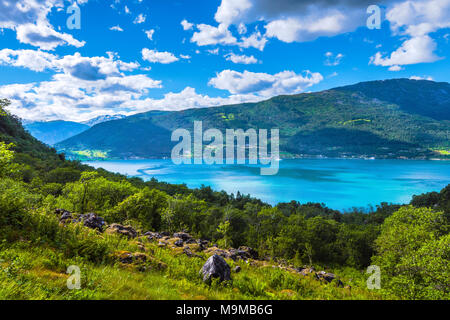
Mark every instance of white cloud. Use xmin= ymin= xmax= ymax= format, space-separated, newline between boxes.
xmin=370 ymin=35 xmax=440 ymax=67
xmin=324 ymin=52 xmax=344 ymax=66
xmin=409 ymin=75 xmax=434 ymax=81
xmin=239 ymin=30 xmax=267 ymax=51
xmin=214 ymin=0 xmax=252 ymax=26
xmin=110 ymin=25 xmax=124 ymax=32
xmin=209 ymin=69 xmax=323 ymax=96
xmin=134 ymin=14 xmax=146 ymax=24
xmin=207 ymin=48 xmax=220 ymax=55
xmin=181 ymin=19 xmax=194 ymax=30
xmin=145 ymin=29 xmax=155 ymax=40
xmin=0 ymin=49 xmax=57 ymax=72
xmin=225 ymin=53 xmax=258 ymax=64
xmin=265 ymin=13 xmax=347 ymax=43
xmin=191 ymin=23 xmax=237 ymax=46
xmin=142 ymin=48 xmax=179 ymax=64
xmin=0 ymin=49 xmax=165 ymax=122
xmin=388 ymin=65 xmax=403 ymax=71
xmin=371 ymin=0 xmax=450 ymax=69
xmin=0 ymin=0 xmax=86 ymax=50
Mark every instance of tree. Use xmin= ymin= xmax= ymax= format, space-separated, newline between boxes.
xmin=217 ymin=220 xmax=232 ymax=248
xmin=372 ymin=206 xmax=449 ymax=299
xmin=109 ymin=188 xmax=167 ymax=230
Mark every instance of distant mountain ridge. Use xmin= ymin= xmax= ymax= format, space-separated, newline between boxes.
xmin=55 ymin=79 xmax=450 ymax=160
xmin=24 ymin=114 xmax=126 ymax=145
xmin=24 ymin=121 xmax=90 ymax=146
xmin=82 ymin=114 xmax=126 ymax=127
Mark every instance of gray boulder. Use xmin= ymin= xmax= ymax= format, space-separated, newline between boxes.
xmin=75 ymin=213 xmax=105 ymax=232
xmin=200 ymin=254 xmax=231 ymax=283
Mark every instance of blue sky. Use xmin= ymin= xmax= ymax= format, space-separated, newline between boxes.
xmin=0 ymin=0 xmax=449 ymax=121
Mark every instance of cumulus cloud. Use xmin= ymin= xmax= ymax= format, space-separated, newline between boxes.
xmin=142 ymin=49 xmax=180 ymax=64
xmin=371 ymin=0 xmax=449 ymax=69
xmin=181 ymin=19 xmax=194 ymax=30
xmin=209 ymin=69 xmax=323 ymax=96
xmin=0 ymin=0 xmax=86 ymax=50
xmin=191 ymin=23 xmax=237 ymax=46
xmin=370 ymin=35 xmax=440 ymax=67
xmin=0 ymin=49 xmax=57 ymax=72
xmin=225 ymin=53 xmax=258 ymax=64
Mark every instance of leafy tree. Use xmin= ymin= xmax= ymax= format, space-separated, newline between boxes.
xmin=108 ymin=188 xmax=168 ymax=230
xmin=372 ymin=206 xmax=449 ymax=299
xmin=0 ymin=142 xmax=17 ymax=178
xmin=217 ymin=220 xmax=232 ymax=248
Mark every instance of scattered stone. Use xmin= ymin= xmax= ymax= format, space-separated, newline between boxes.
xmin=158 ymin=241 xmax=167 ymax=247
xmin=200 ymin=254 xmax=231 ymax=283
xmin=238 ymin=246 xmax=258 ymax=259
xmin=144 ymin=231 xmax=163 ymax=240
xmin=75 ymin=213 xmax=105 ymax=232
xmin=183 ymin=246 xmax=203 ymax=259
xmin=174 ymin=239 xmax=184 ymax=247
xmin=105 ymin=223 xmax=137 ymax=239
xmin=233 ymin=266 xmax=241 ymax=273
xmin=173 ymin=232 xmax=192 ymax=242
xmin=317 ymin=271 xmax=337 ymax=283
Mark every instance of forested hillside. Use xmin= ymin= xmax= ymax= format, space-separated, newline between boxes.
xmin=1 ymin=98 xmax=449 ymax=300
xmin=56 ymin=79 xmax=450 ymax=160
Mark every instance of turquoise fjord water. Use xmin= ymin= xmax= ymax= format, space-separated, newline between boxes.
xmin=84 ymin=159 xmax=450 ymax=211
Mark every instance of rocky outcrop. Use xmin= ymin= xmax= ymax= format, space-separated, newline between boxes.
xmin=106 ymin=224 xmax=137 ymax=239
xmin=200 ymin=254 xmax=231 ymax=283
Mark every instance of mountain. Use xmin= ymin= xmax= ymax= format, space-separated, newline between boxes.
xmin=82 ymin=114 xmax=126 ymax=127
xmin=56 ymin=79 xmax=450 ymax=160
xmin=24 ymin=121 xmax=90 ymax=146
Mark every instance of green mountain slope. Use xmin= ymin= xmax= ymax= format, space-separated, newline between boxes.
xmin=25 ymin=120 xmax=90 ymax=145
xmin=56 ymin=79 xmax=450 ymax=159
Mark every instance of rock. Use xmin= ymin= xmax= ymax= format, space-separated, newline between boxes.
xmin=55 ymin=209 xmax=73 ymax=223
xmin=174 ymin=239 xmax=184 ymax=247
xmin=183 ymin=246 xmax=203 ymax=259
xmin=233 ymin=266 xmax=241 ymax=273
xmin=160 ymin=231 xmax=170 ymax=237
xmin=300 ymin=267 xmax=319 ymax=280
xmin=144 ymin=231 xmax=162 ymax=240
xmin=238 ymin=246 xmax=258 ymax=259
xmin=158 ymin=241 xmax=167 ymax=247
xmin=116 ymin=251 xmax=134 ymax=264
xmin=200 ymin=254 xmax=231 ymax=283
xmin=60 ymin=211 xmax=73 ymax=222
xmin=75 ymin=213 xmax=105 ymax=232
xmin=317 ymin=271 xmax=337 ymax=283
xmin=173 ymin=232 xmax=192 ymax=242
xmin=105 ymin=223 xmax=137 ymax=239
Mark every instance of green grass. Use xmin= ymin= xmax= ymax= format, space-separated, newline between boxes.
xmin=0 ymin=208 xmax=386 ymax=301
